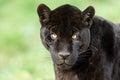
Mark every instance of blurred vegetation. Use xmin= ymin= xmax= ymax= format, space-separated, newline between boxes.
xmin=0 ymin=0 xmax=119 ymax=80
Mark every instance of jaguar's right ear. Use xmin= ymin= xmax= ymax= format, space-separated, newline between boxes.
xmin=37 ymin=4 xmax=51 ymax=24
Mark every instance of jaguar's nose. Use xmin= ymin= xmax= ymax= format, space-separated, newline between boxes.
xmin=58 ymin=52 xmax=70 ymax=59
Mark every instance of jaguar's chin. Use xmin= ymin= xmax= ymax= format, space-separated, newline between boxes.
xmin=57 ymin=63 xmax=73 ymax=70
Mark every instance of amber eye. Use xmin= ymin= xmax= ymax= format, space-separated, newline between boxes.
xmin=72 ymin=34 xmax=77 ymax=39
xmin=50 ymin=33 xmax=57 ymax=39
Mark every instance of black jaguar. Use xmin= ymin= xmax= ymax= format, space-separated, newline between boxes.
xmin=37 ymin=4 xmax=120 ymax=80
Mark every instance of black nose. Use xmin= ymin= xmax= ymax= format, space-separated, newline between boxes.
xmin=58 ymin=52 xmax=70 ymax=59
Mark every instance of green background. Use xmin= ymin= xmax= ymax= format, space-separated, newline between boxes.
xmin=0 ymin=0 xmax=119 ymax=80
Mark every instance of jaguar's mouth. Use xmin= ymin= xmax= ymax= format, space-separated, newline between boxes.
xmin=56 ymin=60 xmax=74 ymax=70
xmin=57 ymin=62 xmax=72 ymax=66
xmin=57 ymin=63 xmax=73 ymax=70
xmin=57 ymin=59 xmax=74 ymax=66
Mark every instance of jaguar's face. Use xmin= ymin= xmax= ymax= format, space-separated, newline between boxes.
xmin=41 ymin=26 xmax=91 ymax=70
xmin=37 ymin=4 xmax=95 ymax=70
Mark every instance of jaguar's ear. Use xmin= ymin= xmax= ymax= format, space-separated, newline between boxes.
xmin=82 ymin=6 xmax=95 ymax=27
xmin=37 ymin=4 xmax=51 ymax=24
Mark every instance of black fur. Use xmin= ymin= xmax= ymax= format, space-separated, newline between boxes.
xmin=37 ymin=4 xmax=120 ymax=80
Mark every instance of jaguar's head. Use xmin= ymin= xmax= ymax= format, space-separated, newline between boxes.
xmin=37 ymin=4 xmax=95 ymax=70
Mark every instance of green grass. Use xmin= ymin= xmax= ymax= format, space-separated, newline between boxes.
xmin=0 ymin=0 xmax=120 ymax=80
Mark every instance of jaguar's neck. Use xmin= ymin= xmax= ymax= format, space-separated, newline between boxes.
xmin=54 ymin=65 xmax=79 ymax=80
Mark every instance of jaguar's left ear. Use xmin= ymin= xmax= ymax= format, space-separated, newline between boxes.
xmin=82 ymin=6 xmax=95 ymax=28
xmin=37 ymin=4 xmax=51 ymax=24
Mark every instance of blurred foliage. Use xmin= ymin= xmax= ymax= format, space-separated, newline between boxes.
xmin=0 ymin=0 xmax=119 ymax=80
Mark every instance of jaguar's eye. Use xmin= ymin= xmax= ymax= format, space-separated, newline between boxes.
xmin=72 ymin=34 xmax=77 ymax=39
xmin=50 ymin=33 xmax=57 ymax=39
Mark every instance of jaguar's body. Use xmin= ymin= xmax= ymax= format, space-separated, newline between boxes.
xmin=37 ymin=4 xmax=120 ymax=80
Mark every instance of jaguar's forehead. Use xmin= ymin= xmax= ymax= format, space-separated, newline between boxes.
xmin=50 ymin=5 xmax=82 ymax=24
xmin=51 ymin=5 xmax=81 ymax=16
xmin=48 ymin=5 xmax=83 ymax=37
